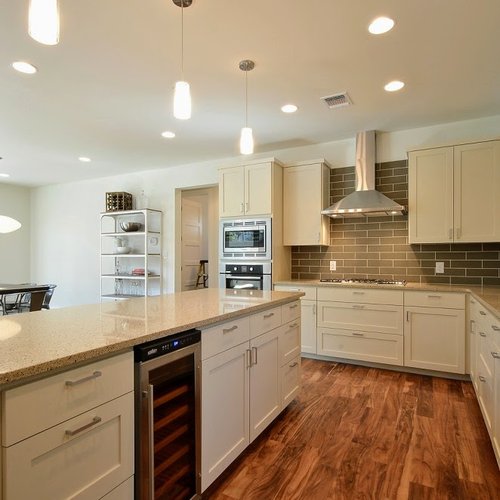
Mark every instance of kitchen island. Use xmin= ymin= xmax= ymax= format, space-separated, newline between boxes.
xmin=0 ymin=288 xmax=303 ymax=499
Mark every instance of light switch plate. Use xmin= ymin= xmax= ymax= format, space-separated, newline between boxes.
xmin=435 ymin=262 xmax=445 ymax=274
xmin=330 ymin=260 xmax=337 ymax=271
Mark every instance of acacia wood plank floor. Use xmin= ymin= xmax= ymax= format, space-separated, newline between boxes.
xmin=203 ymin=358 xmax=500 ymax=500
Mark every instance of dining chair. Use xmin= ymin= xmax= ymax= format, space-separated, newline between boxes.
xmin=1 ymin=294 xmax=23 ymax=315
xmin=42 ymin=284 xmax=57 ymax=309
xmin=19 ymin=290 xmax=46 ymax=312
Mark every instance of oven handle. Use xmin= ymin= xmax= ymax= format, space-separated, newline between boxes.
xmin=225 ymin=275 xmax=263 ymax=280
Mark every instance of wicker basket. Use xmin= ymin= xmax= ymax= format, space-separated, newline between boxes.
xmin=105 ymin=192 xmax=133 ymax=211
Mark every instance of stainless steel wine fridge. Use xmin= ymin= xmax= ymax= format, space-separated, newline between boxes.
xmin=135 ymin=329 xmax=201 ymax=499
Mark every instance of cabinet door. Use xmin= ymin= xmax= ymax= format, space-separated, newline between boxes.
xmin=201 ymin=342 xmax=249 ymax=492
xmin=219 ymin=167 xmax=245 ymax=217
xmin=493 ymin=348 xmax=500 ymax=466
xmin=301 ymin=300 xmax=317 ymax=354
xmin=404 ymin=307 xmax=465 ymax=373
xmin=454 ymin=141 xmax=500 ymax=242
xmin=249 ymin=328 xmax=281 ymax=442
xmin=281 ymin=356 xmax=301 ymax=408
xmin=245 ymin=163 xmax=272 ymax=216
xmin=283 ymin=164 xmax=329 ymax=245
xmin=470 ymin=316 xmax=479 ymax=392
xmin=3 ymin=392 xmax=134 ymax=500
xmin=408 ymin=147 xmax=454 ymax=243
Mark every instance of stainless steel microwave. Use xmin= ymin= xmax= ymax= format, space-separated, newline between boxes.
xmin=220 ymin=218 xmax=271 ymax=260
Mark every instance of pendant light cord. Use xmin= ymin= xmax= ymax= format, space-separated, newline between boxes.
xmin=245 ymin=69 xmax=248 ymax=127
xmin=181 ymin=1 xmax=184 ymax=78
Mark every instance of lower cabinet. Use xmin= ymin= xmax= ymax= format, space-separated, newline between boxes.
xmin=494 ymin=345 xmax=500 ymax=465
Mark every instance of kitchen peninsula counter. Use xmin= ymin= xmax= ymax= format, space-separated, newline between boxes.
xmin=0 ymin=288 xmax=303 ymax=388
xmin=274 ymin=280 xmax=500 ymax=319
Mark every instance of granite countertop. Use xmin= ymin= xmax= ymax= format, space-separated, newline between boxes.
xmin=0 ymin=288 xmax=303 ymax=388
xmin=274 ymin=280 xmax=500 ymax=319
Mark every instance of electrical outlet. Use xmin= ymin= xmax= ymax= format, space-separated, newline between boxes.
xmin=330 ymin=260 xmax=337 ymax=271
xmin=435 ymin=262 xmax=445 ymax=274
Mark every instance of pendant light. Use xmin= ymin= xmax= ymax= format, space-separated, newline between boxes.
xmin=28 ymin=0 xmax=60 ymax=45
xmin=173 ymin=0 xmax=192 ymax=120
xmin=239 ymin=60 xmax=255 ymax=155
xmin=0 ymin=216 xmax=22 ymax=234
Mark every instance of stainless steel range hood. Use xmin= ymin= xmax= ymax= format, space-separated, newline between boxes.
xmin=321 ymin=131 xmax=406 ymax=218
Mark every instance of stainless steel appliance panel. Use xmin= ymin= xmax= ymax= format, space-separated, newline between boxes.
xmin=220 ymin=218 xmax=271 ymax=260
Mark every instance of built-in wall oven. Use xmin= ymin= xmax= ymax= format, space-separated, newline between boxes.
xmin=220 ymin=217 xmax=271 ymax=260
xmin=219 ymin=262 xmax=272 ymax=291
xmin=135 ymin=329 xmax=201 ymax=500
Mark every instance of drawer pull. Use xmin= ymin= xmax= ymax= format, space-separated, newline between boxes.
xmin=479 ymin=376 xmax=486 ymax=383
xmin=289 ymin=361 xmax=298 ymax=368
xmin=352 ymin=332 xmax=364 ymax=337
xmin=289 ymin=322 xmax=298 ymax=329
xmin=251 ymin=346 xmax=258 ymax=365
xmin=480 ymin=311 xmax=487 ymax=316
xmin=246 ymin=349 xmax=252 ymax=368
xmin=353 ymin=291 xmax=365 ymax=295
xmin=479 ymin=332 xmax=487 ymax=338
xmin=264 ymin=312 xmax=275 ymax=319
xmin=65 ymin=416 xmax=102 ymax=436
xmin=492 ymin=325 xmax=500 ymax=332
xmin=65 ymin=371 xmax=102 ymax=387
xmin=289 ymin=304 xmax=299 ymax=309
xmin=352 ymin=304 xmax=365 ymax=309
xmin=222 ymin=325 xmax=238 ymax=334
xmin=427 ymin=295 xmax=442 ymax=298
xmin=491 ymin=352 xmax=500 ymax=359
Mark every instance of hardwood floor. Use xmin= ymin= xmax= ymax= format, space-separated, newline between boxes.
xmin=204 ymin=358 xmax=500 ymax=500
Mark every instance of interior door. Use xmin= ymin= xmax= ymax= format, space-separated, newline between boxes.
xmin=181 ymin=198 xmax=202 ymax=291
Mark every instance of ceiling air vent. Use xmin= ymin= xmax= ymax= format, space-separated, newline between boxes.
xmin=321 ymin=92 xmax=352 ymax=108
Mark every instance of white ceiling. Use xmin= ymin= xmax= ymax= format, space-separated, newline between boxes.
xmin=1 ymin=0 xmax=500 ymax=187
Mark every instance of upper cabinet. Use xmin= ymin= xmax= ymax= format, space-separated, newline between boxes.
xmin=219 ymin=160 xmax=282 ymax=218
xmin=409 ymin=140 xmax=500 ymax=244
xmin=283 ymin=160 xmax=331 ymax=246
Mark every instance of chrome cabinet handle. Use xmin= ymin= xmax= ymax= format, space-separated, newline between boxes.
xmin=264 ymin=312 xmax=275 ymax=319
xmin=65 ymin=370 xmax=102 ymax=387
xmin=246 ymin=349 xmax=252 ymax=368
xmin=222 ymin=325 xmax=238 ymax=334
xmin=289 ymin=304 xmax=298 ymax=309
xmin=289 ymin=322 xmax=298 ymax=329
xmin=406 ymin=311 xmax=410 ymax=322
xmin=251 ymin=346 xmax=257 ymax=365
xmin=491 ymin=352 xmax=500 ymax=359
xmin=289 ymin=361 xmax=298 ymax=368
xmin=65 ymin=416 xmax=102 ymax=437
xmin=313 ymin=304 xmax=316 ymax=315
xmin=470 ymin=299 xmax=476 ymax=304
xmin=245 ymin=202 xmax=249 ymax=212
xmin=353 ymin=291 xmax=365 ymax=295
xmin=456 ymin=227 xmax=462 ymax=239
xmin=480 ymin=311 xmax=486 ymax=316
xmin=352 ymin=304 xmax=365 ymax=309
xmin=448 ymin=228 xmax=453 ymax=240
xmin=479 ymin=332 xmax=487 ymax=337
xmin=492 ymin=325 xmax=500 ymax=332
xmin=352 ymin=332 xmax=364 ymax=337
xmin=240 ymin=202 xmax=244 ymax=213
xmin=427 ymin=295 xmax=442 ymax=298
xmin=479 ymin=375 xmax=486 ymax=382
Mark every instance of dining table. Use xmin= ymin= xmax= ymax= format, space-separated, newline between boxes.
xmin=0 ymin=284 xmax=50 ymax=315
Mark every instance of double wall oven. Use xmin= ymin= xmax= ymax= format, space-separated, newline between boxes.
xmin=219 ymin=218 xmax=272 ymax=291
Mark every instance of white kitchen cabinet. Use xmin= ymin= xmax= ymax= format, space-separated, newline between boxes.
xmin=283 ymin=160 xmax=331 ymax=246
xmin=409 ymin=140 xmax=500 ymax=243
xmin=404 ymin=291 xmax=465 ymax=374
xmin=219 ymin=160 xmax=282 ymax=217
xmin=274 ymin=285 xmax=317 ymax=354
xmin=200 ymin=302 xmax=301 ymax=491
xmin=469 ymin=297 xmax=479 ymax=392
xmin=100 ymin=209 xmax=162 ymax=300
xmin=1 ymin=352 xmax=134 ymax=500
xmin=493 ymin=331 xmax=500 ymax=466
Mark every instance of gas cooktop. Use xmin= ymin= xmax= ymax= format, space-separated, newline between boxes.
xmin=319 ymin=278 xmax=407 ymax=286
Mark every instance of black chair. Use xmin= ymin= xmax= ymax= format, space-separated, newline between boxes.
xmin=18 ymin=290 xmax=46 ymax=313
xmin=42 ymin=284 xmax=57 ymax=309
xmin=1 ymin=294 xmax=23 ymax=315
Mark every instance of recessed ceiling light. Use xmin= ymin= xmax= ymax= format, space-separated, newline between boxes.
xmin=281 ymin=104 xmax=298 ymax=113
xmin=384 ymin=80 xmax=405 ymax=92
xmin=0 ymin=173 xmax=10 ymax=178
xmin=161 ymin=131 xmax=176 ymax=139
xmin=78 ymin=157 xmax=91 ymax=162
xmin=12 ymin=61 xmax=37 ymax=74
xmin=368 ymin=17 xmax=395 ymax=35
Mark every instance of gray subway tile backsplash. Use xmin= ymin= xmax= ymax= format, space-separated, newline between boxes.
xmin=291 ymin=160 xmax=500 ymax=286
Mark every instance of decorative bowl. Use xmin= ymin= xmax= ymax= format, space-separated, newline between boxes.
xmin=119 ymin=222 xmax=142 ymax=232
xmin=115 ymin=246 xmax=131 ymax=254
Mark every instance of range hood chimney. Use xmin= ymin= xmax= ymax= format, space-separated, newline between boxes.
xmin=321 ymin=131 xmax=406 ymax=218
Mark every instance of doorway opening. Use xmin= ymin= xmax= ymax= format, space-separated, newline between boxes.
xmin=175 ymin=186 xmax=218 ymax=292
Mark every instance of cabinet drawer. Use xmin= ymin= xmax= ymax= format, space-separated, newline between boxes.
xmin=317 ymin=328 xmax=403 ymax=366
xmin=3 ymin=392 xmax=134 ymax=500
xmin=281 ymin=356 xmax=301 ymax=409
xmin=279 ymin=320 xmax=301 ymax=366
xmin=201 ymin=316 xmax=250 ymax=360
xmin=281 ymin=300 xmax=300 ymax=323
xmin=2 ymin=352 xmax=133 ymax=446
xmin=477 ymin=354 xmax=494 ymax=434
xmin=275 ymin=285 xmax=317 ymax=300
xmin=478 ymin=322 xmax=496 ymax=377
xmin=250 ymin=306 xmax=282 ymax=338
xmin=101 ymin=477 xmax=134 ymax=500
xmin=317 ymin=287 xmax=403 ymax=305
xmin=317 ymin=301 xmax=403 ymax=335
xmin=404 ymin=290 xmax=465 ymax=309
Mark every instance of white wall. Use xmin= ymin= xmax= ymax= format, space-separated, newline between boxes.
xmin=29 ymin=114 xmax=500 ymax=307
xmin=0 ymin=184 xmax=31 ymax=283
